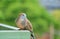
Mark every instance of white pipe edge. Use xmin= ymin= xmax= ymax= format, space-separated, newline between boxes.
xmin=0 ymin=30 xmax=30 ymax=32
xmin=0 ymin=23 xmax=20 ymax=30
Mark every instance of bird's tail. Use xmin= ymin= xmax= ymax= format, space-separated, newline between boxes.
xmin=31 ymin=32 xmax=35 ymax=39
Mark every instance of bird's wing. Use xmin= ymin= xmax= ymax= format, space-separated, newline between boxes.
xmin=26 ymin=18 xmax=33 ymax=32
xmin=15 ymin=16 xmax=20 ymax=23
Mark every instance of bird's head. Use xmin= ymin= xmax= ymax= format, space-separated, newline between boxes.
xmin=19 ymin=13 xmax=26 ymax=19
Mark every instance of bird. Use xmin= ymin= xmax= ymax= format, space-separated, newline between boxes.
xmin=15 ymin=13 xmax=35 ymax=39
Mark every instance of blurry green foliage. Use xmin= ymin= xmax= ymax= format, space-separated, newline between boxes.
xmin=0 ymin=0 xmax=59 ymax=36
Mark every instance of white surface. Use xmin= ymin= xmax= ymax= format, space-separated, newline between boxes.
xmin=0 ymin=30 xmax=30 ymax=32
xmin=0 ymin=23 xmax=20 ymax=30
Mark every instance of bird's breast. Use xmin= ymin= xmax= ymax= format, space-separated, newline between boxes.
xmin=20 ymin=19 xmax=26 ymax=26
xmin=20 ymin=19 xmax=24 ymax=21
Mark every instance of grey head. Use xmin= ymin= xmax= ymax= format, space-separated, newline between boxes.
xmin=19 ymin=13 xmax=27 ymax=19
xmin=15 ymin=13 xmax=27 ymax=23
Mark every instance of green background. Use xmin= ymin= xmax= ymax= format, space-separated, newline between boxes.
xmin=0 ymin=0 xmax=60 ymax=39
